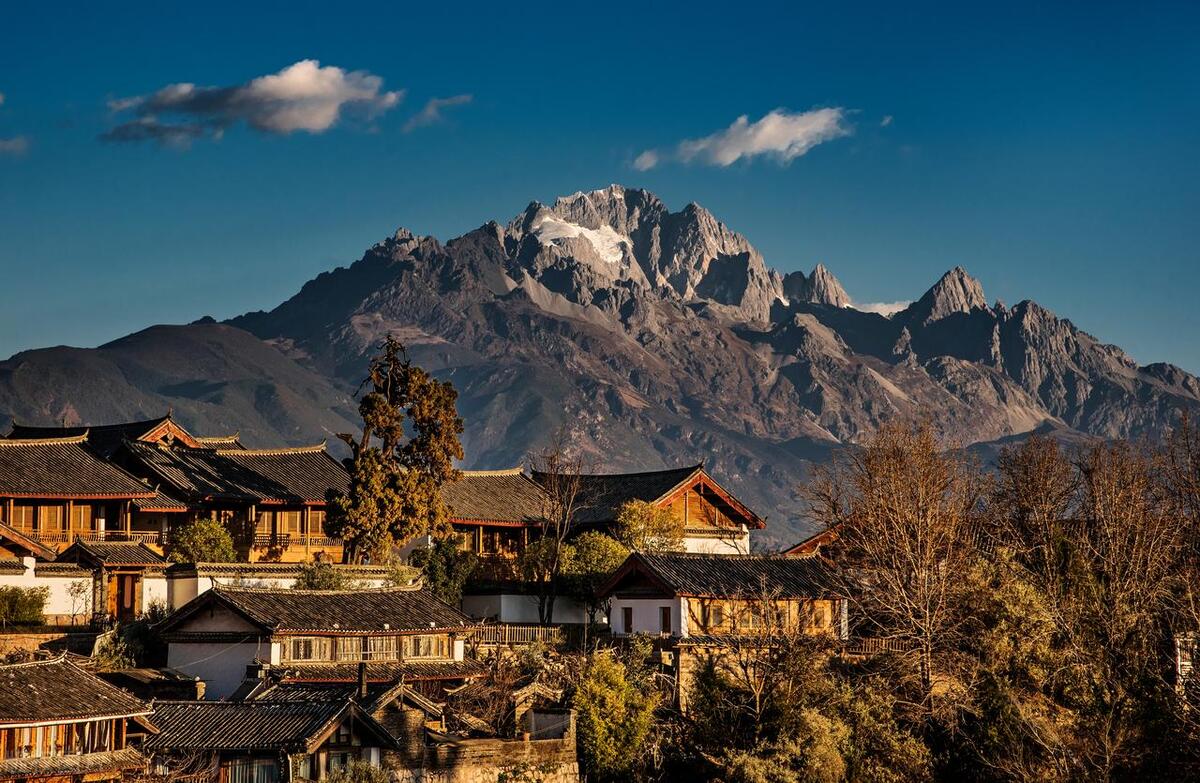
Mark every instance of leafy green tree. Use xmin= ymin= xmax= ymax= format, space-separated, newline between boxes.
xmin=326 ymin=336 xmax=464 ymax=563
xmin=166 ymin=515 xmax=237 ymax=563
xmin=518 ymin=537 xmax=576 ymax=619
xmin=722 ymin=710 xmax=849 ymax=783
xmin=410 ymin=537 xmax=478 ymax=604
xmin=615 ymin=499 xmax=685 ymax=552
xmin=574 ymin=652 xmax=659 ymax=781
xmin=562 ymin=531 xmax=629 ymax=625
xmin=293 ymin=561 xmax=349 ymax=590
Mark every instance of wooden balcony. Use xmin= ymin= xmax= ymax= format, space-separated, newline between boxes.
xmin=24 ymin=529 xmax=163 ymax=551
xmin=247 ymin=533 xmax=344 ymax=563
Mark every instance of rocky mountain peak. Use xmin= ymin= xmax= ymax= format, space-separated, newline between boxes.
xmin=808 ymin=264 xmax=851 ymax=308
xmin=781 ymin=264 xmax=850 ymax=308
xmin=909 ymin=266 xmax=988 ymax=324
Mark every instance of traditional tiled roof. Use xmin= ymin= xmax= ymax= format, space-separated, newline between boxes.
xmin=7 ymin=415 xmax=226 ymax=458
xmin=276 ymin=660 xmax=488 ymax=682
xmin=33 ymin=561 xmax=93 ymax=576
xmin=144 ymin=700 xmax=394 ymax=754
xmin=124 ymin=441 xmax=349 ymax=504
xmin=158 ymin=585 xmax=474 ymax=635
xmin=133 ymin=487 xmax=190 ymax=513
xmin=0 ymin=436 xmax=154 ymax=499
xmin=531 ymin=465 xmax=702 ymax=525
xmin=0 ymin=747 xmax=146 ymax=778
xmin=600 ymin=552 xmax=837 ymax=600
xmin=0 ymin=521 xmax=56 ymax=559
xmin=782 ymin=525 xmax=839 ymax=558
xmin=0 ymin=656 xmax=150 ymax=724
xmin=59 ymin=540 xmax=167 ymax=568
xmin=164 ymin=561 xmax=392 ymax=579
xmin=193 ymin=433 xmax=244 ymax=449
xmin=442 ymin=468 xmax=547 ymax=525
xmin=250 ymin=681 xmax=392 ymax=705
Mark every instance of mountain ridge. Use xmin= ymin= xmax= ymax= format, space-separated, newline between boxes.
xmin=2 ymin=185 xmax=1197 ymax=547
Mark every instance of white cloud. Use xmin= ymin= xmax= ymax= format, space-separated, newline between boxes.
xmin=0 ymin=92 xmax=5 ymax=106
xmin=853 ymin=300 xmax=911 ymax=317
xmin=635 ymin=107 xmax=851 ymax=170
xmin=102 ymin=60 xmax=404 ymax=145
xmin=881 ymin=115 xmax=893 ymax=127
xmin=632 ymin=150 xmax=659 ymax=171
xmin=402 ymin=94 xmax=472 ymax=132
xmin=0 ymin=136 xmax=29 ymax=156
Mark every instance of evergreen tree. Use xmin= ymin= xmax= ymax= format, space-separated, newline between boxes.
xmin=326 ymin=336 xmax=464 ymax=563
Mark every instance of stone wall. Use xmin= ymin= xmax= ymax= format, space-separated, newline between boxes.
xmin=0 ymin=629 xmax=97 ymax=655
xmin=382 ymin=707 xmax=579 ymax=783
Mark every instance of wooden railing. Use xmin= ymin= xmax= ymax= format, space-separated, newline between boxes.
xmin=473 ymin=623 xmax=564 ymax=646
xmin=251 ymin=534 xmax=343 ymax=549
xmin=27 ymin=530 xmax=162 ymax=546
xmin=843 ymin=637 xmax=915 ymax=657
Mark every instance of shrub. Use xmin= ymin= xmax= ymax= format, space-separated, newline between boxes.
xmin=323 ymin=760 xmax=390 ymax=783
xmin=574 ymin=652 xmax=659 ymax=781
xmin=0 ymin=586 xmax=47 ymax=627
xmin=167 ymin=516 xmax=237 ymax=563
xmin=409 ymin=537 xmax=477 ymax=603
xmin=293 ymin=561 xmax=349 ymax=590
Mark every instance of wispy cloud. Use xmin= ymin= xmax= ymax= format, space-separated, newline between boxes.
xmin=403 ymin=94 xmax=472 ymax=132
xmin=0 ymin=92 xmax=5 ymax=106
xmin=880 ymin=115 xmax=893 ymax=127
xmin=853 ymin=300 xmax=910 ymax=317
xmin=0 ymin=136 xmax=29 ymax=156
xmin=102 ymin=60 xmax=404 ymax=147
xmin=634 ymin=107 xmax=851 ymax=170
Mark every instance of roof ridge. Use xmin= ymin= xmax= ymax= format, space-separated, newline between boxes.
xmin=213 ymin=443 xmax=327 ymax=456
xmin=457 ymin=467 xmax=525 ymax=477
xmin=0 ymin=651 xmax=69 ymax=669
xmin=217 ymin=584 xmax=420 ymax=595
xmin=194 ymin=433 xmax=242 ymax=443
xmin=533 ymin=463 xmax=703 ymax=479
xmin=0 ymin=434 xmax=90 ymax=446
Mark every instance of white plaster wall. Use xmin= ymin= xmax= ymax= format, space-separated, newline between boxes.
xmin=683 ymin=528 xmax=750 ymax=555
xmin=143 ymin=576 xmax=168 ymax=611
xmin=460 ymin=593 xmax=503 ymax=621
xmin=607 ymin=597 xmax=684 ymax=636
xmin=461 ymin=593 xmax=590 ymax=624
xmin=167 ymin=641 xmax=264 ymax=700
xmin=166 ymin=576 xmax=202 ymax=610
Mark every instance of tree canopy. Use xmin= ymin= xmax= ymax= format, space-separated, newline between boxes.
xmin=325 ymin=336 xmax=464 ymax=563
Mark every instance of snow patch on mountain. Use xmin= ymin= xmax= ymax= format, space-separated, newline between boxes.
xmin=530 ymin=214 xmax=630 ymax=265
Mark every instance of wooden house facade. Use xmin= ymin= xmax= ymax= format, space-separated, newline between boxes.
xmin=598 ymin=551 xmax=845 ymax=640
xmin=531 ymin=464 xmax=764 ymax=555
xmin=156 ymin=585 xmax=482 ymax=699
xmin=0 ymin=656 xmax=155 ymax=783
xmin=0 ymin=436 xmax=156 ymax=558
xmin=5 ymin=416 xmax=352 ymax=564
xmin=143 ymin=699 xmax=395 ymax=783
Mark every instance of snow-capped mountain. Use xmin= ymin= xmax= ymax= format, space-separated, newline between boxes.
xmin=2 ymin=185 xmax=1197 ymax=546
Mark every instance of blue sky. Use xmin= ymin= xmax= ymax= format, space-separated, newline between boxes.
xmin=1 ymin=1 xmax=1198 ymax=370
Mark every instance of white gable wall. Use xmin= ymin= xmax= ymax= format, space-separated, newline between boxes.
xmin=607 ymin=596 xmax=686 ymax=637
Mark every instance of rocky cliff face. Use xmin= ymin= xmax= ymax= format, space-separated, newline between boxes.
xmin=3 ymin=186 xmax=1198 ymax=547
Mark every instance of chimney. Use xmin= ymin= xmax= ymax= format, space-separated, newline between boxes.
xmin=357 ymin=661 xmax=368 ymax=700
